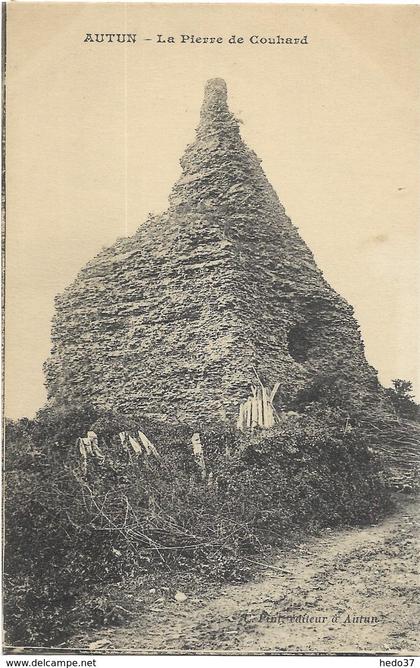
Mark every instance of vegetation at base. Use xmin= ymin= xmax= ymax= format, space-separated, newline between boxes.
xmin=3 ymin=388 xmax=397 ymax=649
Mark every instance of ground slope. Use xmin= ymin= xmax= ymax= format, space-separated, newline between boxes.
xmin=72 ymin=495 xmax=419 ymax=655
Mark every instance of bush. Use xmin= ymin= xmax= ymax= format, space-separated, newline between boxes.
xmin=385 ymin=379 xmax=419 ymax=422
xmin=3 ymin=404 xmax=391 ymax=647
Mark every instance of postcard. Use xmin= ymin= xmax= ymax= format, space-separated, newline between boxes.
xmin=2 ymin=2 xmax=419 ymax=657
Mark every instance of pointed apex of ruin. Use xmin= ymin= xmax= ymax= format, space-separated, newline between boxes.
xmin=202 ymin=78 xmax=227 ymax=109
xmin=199 ymin=78 xmax=235 ymax=132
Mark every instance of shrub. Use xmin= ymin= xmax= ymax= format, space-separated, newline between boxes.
xmin=385 ymin=379 xmax=419 ymax=422
xmin=3 ymin=404 xmax=391 ymax=647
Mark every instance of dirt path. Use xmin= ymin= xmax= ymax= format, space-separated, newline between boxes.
xmin=72 ymin=496 xmax=419 ymax=655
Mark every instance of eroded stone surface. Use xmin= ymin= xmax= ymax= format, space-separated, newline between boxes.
xmin=44 ymin=78 xmax=383 ymax=423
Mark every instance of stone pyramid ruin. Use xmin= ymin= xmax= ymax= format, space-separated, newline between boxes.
xmin=45 ymin=78 xmax=383 ymax=424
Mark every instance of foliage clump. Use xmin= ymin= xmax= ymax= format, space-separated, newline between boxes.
xmin=4 ymin=401 xmax=391 ymax=647
xmin=385 ymin=379 xmax=419 ymax=422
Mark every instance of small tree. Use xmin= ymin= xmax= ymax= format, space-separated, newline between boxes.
xmin=385 ymin=379 xmax=419 ymax=421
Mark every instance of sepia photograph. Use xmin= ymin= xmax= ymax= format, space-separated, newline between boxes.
xmin=2 ymin=2 xmax=419 ymax=657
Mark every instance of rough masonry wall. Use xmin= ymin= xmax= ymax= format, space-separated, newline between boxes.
xmin=44 ymin=79 xmax=383 ymax=423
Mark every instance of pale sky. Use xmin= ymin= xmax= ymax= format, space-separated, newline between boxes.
xmin=5 ymin=3 xmax=420 ymax=419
